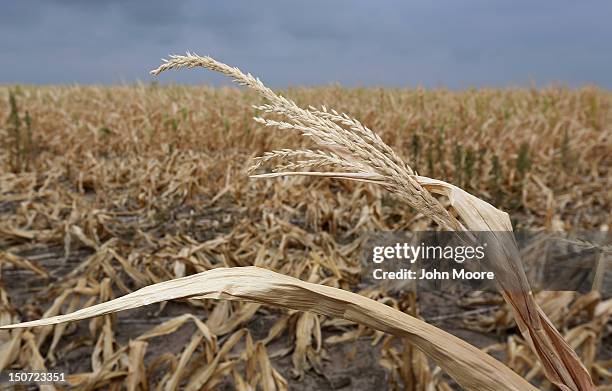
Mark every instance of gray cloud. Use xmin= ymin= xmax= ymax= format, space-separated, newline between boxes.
xmin=1 ymin=0 xmax=611 ymax=88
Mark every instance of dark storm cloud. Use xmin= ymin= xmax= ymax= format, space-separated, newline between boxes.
xmin=1 ymin=0 xmax=611 ymax=88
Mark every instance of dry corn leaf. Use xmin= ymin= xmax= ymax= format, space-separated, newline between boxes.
xmin=127 ymin=340 xmax=148 ymax=391
xmin=2 ymin=266 xmax=536 ymax=391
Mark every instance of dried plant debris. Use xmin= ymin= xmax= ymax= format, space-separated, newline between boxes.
xmin=0 ymin=58 xmax=610 ymax=390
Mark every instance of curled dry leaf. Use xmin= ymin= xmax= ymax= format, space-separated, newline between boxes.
xmin=1 ymin=266 xmax=536 ymax=391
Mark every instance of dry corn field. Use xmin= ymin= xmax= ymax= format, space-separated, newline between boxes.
xmin=0 ymin=56 xmax=611 ymax=390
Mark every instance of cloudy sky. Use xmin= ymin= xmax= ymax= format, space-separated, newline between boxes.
xmin=2 ymin=1 xmax=611 ymax=88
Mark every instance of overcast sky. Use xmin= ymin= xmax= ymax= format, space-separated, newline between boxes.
xmin=2 ymin=1 xmax=611 ymax=88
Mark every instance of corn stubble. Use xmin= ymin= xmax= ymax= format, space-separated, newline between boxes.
xmin=0 ymin=55 xmax=610 ymax=390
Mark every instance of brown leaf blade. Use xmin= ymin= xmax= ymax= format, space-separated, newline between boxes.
xmin=1 ymin=266 xmax=536 ymax=391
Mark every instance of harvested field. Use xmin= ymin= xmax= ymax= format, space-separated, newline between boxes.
xmin=1 ymin=79 xmax=611 ymax=390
